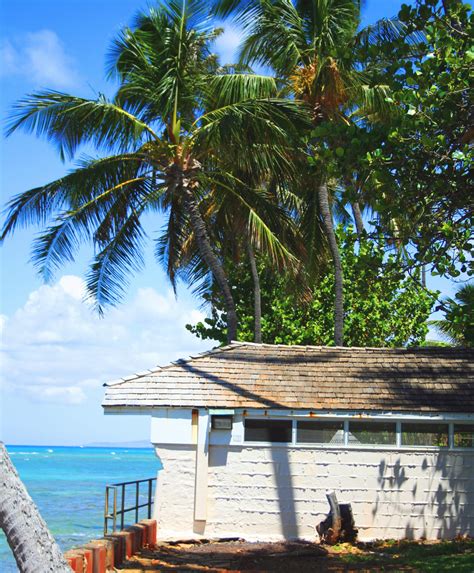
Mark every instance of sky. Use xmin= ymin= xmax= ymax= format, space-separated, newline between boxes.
xmin=0 ymin=0 xmax=457 ymax=446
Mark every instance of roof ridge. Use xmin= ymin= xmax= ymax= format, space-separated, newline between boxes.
xmin=166 ymin=341 xmax=246 ymax=368
xmin=104 ymin=342 xmax=247 ymax=386
xmin=104 ymin=367 xmax=160 ymax=387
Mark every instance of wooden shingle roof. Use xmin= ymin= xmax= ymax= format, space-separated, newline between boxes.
xmin=102 ymin=342 xmax=474 ymax=413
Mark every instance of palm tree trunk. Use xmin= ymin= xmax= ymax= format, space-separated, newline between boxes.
xmin=246 ymin=241 xmax=262 ymax=343
xmin=318 ymin=181 xmax=344 ymax=346
xmin=182 ymin=186 xmax=238 ymax=343
xmin=351 ymin=202 xmax=364 ymax=237
xmin=0 ymin=443 xmax=71 ymax=573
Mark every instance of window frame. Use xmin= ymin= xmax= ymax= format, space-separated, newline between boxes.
xmin=240 ymin=415 xmax=474 ymax=451
xmin=452 ymin=422 xmax=474 ymax=450
xmin=400 ymin=421 xmax=450 ymax=448
xmin=347 ymin=419 xmax=398 ymax=447
xmin=296 ymin=419 xmax=346 ymax=446
xmin=243 ymin=417 xmax=294 ymax=445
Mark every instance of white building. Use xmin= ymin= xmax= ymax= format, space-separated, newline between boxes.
xmin=103 ymin=342 xmax=474 ymax=541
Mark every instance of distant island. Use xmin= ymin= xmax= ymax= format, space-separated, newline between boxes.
xmin=84 ymin=440 xmax=152 ymax=448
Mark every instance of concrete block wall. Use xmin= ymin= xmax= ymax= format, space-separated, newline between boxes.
xmin=154 ymin=444 xmax=474 ymax=541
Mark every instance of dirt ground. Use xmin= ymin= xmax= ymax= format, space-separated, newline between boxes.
xmin=116 ymin=537 xmax=474 ymax=572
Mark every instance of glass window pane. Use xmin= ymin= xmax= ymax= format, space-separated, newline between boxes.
xmin=297 ymin=421 xmax=344 ymax=445
xmin=401 ymin=423 xmax=449 ymax=447
xmin=348 ymin=421 xmax=396 ymax=445
xmin=454 ymin=424 xmax=474 ymax=448
xmin=244 ymin=419 xmax=292 ymax=443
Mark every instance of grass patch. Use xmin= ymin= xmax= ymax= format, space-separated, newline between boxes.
xmin=333 ymin=539 xmax=474 ymax=572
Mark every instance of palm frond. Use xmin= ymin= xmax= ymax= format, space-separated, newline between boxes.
xmin=212 ymin=0 xmax=256 ymax=18
xmin=347 ymin=79 xmax=395 ymax=122
xmin=155 ymin=190 xmax=191 ymax=290
xmin=204 ymin=73 xmax=277 ymax=108
xmin=1 ymin=153 xmax=148 ymax=241
xmin=204 ymin=171 xmax=299 ymax=268
xmin=6 ymin=92 xmax=158 ymax=161
xmin=296 ymin=179 xmax=328 ymax=273
xmin=86 ymin=205 xmax=147 ymax=313
xmin=31 ymin=217 xmax=85 ymax=282
xmin=1 ymin=183 xmax=67 ymax=242
xmin=296 ymin=0 xmax=359 ymax=53
xmin=238 ymin=0 xmax=306 ymax=74
xmin=108 ymin=0 xmax=217 ymax=130
xmin=26 ymin=158 xmax=152 ymax=280
xmin=356 ymin=17 xmax=425 ymax=49
xmin=193 ymin=98 xmax=311 ymax=175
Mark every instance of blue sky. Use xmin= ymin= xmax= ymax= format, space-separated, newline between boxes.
xmin=0 ymin=0 xmax=457 ymax=446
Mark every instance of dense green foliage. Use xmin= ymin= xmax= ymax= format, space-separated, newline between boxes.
xmin=361 ymin=0 xmax=473 ymax=278
xmin=187 ymin=228 xmax=436 ymax=346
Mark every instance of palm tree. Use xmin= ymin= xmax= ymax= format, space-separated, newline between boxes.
xmin=1 ymin=0 xmax=309 ymax=343
xmin=0 ymin=443 xmax=71 ymax=572
xmin=173 ymin=176 xmax=303 ymax=343
xmin=431 ymin=283 xmax=474 ymax=347
xmin=214 ymin=0 xmax=405 ymax=346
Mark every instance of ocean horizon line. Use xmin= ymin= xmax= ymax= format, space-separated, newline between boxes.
xmin=5 ymin=443 xmax=154 ymax=449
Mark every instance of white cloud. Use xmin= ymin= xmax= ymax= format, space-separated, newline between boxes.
xmin=25 ymin=385 xmax=87 ymax=405
xmin=0 ymin=39 xmax=17 ymax=74
xmin=1 ymin=276 xmax=212 ymax=405
xmin=214 ymin=23 xmax=243 ymax=65
xmin=0 ymin=30 xmax=79 ymax=88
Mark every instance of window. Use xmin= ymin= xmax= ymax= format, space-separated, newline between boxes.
xmin=401 ymin=423 xmax=449 ymax=447
xmin=348 ymin=421 xmax=396 ymax=445
xmin=211 ymin=415 xmax=233 ymax=430
xmin=297 ymin=420 xmax=344 ymax=445
xmin=239 ymin=416 xmax=473 ymax=450
xmin=244 ymin=419 xmax=292 ymax=443
xmin=454 ymin=423 xmax=474 ymax=448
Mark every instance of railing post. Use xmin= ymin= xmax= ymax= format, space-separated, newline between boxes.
xmin=121 ymin=484 xmax=125 ymax=530
xmin=148 ymin=479 xmax=153 ymax=519
xmin=135 ymin=482 xmax=139 ymax=523
xmin=113 ymin=487 xmax=117 ymax=533
xmin=104 ymin=486 xmax=109 ymax=536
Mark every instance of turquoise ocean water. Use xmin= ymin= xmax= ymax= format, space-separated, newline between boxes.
xmin=1 ymin=445 xmax=161 ymax=572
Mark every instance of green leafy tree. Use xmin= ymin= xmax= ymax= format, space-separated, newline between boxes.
xmin=431 ymin=283 xmax=474 ymax=347
xmin=214 ymin=0 xmax=410 ymax=346
xmin=1 ymin=0 xmax=309 ymax=343
xmin=187 ymin=228 xmax=436 ymax=346
xmin=361 ymin=0 xmax=473 ymax=278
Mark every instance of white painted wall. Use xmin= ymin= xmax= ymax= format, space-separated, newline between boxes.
xmin=149 ymin=408 xmax=474 ymax=540
xmin=151 ymin=409 xmax=194 ymax=444
xmin=153 ymin=443 xmax=474 ymax=541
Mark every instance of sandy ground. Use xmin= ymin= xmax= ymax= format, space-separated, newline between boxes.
xmin=114 ymin=538 xmax=411 ymax=572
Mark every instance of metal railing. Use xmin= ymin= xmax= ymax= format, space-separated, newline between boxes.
xmin=104 ymin=477 xmax=156 ymax=535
